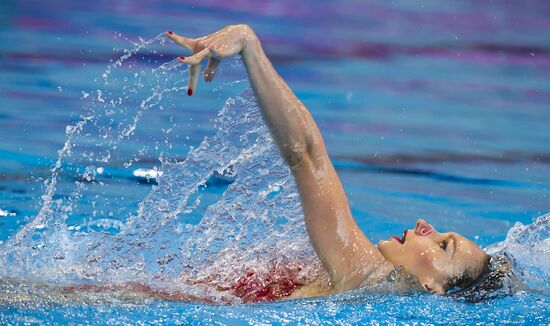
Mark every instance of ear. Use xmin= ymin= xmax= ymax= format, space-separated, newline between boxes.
xmin=419 ymin=277 xmax=445 ymax=294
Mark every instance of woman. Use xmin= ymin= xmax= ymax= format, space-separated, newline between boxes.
xmin=162 ymin=24 xmax=505 ymax=300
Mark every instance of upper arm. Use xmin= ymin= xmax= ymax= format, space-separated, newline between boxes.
xmin=291 ymin=136 xmax=388 ymax=292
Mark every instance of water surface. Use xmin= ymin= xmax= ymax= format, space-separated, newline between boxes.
xmin=0 ymin=0 xmax=549 ymax=324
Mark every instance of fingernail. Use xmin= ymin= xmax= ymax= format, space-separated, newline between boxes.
xmin=178 ymin=56 xmax=185 ymax=61
xmin=187 ymin=89 xmax=193 ymax=96
xmin=167 ymin=31 xmax=174 ymax=35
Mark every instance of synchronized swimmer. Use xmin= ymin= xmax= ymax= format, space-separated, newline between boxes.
xmin=161 ymin=24 xmax=512 ymax=302
xmin=67 ymin=24 xmax=512 ymax=303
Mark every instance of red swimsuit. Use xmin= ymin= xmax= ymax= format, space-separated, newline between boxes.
xmin=229 ymin=268 xmax=304 ymax=303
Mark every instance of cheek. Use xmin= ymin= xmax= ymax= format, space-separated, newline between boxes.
xmin=432 ymin=254 xmax=455 ymax=275
xmin=417 ymin=248 xmax=453 ymax=275
xmin=403 ymin=243 xmax=439 ymax=271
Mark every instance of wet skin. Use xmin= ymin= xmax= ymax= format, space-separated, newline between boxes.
xmin=378 ymin=219 xmax=488 ymax=294
xmin=165 ymin=24 xmax=489 ymax=297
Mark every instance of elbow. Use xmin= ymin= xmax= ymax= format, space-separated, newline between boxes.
xmin=282 ymin=140 xmax=309 ymax=170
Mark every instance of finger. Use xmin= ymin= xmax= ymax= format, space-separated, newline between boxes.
xmin=178 ymin=48 xmax=210 ymax=96
xmin=188 ymin=63 xmax=201 ymax=96
xmin=204 ymin=57 xmax=221 ymax=83
xmin=178 ymin=48 xmax=210 ymax=65
xmin=165 ymin=31 xmax=196 ymax=51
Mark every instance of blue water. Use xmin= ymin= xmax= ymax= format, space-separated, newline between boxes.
xmin=1 ymin=0 xmax=549 ymax=324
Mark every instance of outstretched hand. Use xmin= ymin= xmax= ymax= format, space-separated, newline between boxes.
xmin=165 ymin=24 xmax=256 ymax=96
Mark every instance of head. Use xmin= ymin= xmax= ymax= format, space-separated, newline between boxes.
xmin=378 ymin=219 xmax=490 ymax=294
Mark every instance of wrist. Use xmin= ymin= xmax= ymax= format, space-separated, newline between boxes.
xmin=239 ymin=25 xmax=260 ymax=57
xmin=241 ymin=38 xmax=261 ymax=58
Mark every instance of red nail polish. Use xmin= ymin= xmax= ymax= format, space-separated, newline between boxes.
xmin=167 ymin=31 xmax=174 ymax=35
xmin=187 ymin=89 xmax=193 ymax=96
xmin=178 ymin=56 xmax=185 ymax=60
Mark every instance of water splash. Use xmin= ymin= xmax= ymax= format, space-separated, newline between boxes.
xmin=485 ymin=213 xmax=550 ymax=295
xmin=0 ymin=33 xmax=323 ymax=302
xmin=0 ymin=32 xmax=547 ymax=305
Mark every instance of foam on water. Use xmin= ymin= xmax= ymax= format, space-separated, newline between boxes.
xmin=0 ymin=33 xmax=547 ymax=307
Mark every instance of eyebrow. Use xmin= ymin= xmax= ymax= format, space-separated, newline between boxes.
xmin=449 ymin=235 xmax=457 ymax=258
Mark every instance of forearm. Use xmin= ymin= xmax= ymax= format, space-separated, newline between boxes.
xmin=240 ymin=33 xmax=320 ymax=168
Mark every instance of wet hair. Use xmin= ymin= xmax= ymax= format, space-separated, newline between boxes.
xmin=445 ymin=253 xmax=516 ymax=303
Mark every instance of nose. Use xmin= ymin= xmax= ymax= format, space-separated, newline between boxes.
xmin=415 ymin=219 xmax=433 ymax=236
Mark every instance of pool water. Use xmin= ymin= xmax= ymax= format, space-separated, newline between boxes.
xmin=1 ymin=0 xmax=549 ymax=324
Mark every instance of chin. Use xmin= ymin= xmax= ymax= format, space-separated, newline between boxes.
xmin=377 ymin=240 xmax=393 ymax=259
xmin=377 ymin=239 xmax=388 ymax=251
xmin=378 ymin=239 xmax=406 ymax=266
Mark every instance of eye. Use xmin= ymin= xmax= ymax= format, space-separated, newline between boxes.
xmin=439 ymin=239 xmax=448 ymax=250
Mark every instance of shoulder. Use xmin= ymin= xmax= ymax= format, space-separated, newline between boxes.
xmin=286 ymin=262 xmax=395 ymax=300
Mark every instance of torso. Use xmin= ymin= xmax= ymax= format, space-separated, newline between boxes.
xmin=61 ymin=262 xmax=414 ymax=304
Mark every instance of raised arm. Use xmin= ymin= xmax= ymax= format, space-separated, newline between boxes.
xmin=166 ymin=25 xmax=391 ymax=292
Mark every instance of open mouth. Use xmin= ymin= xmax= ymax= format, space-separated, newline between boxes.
xmin=392 ymin=229 xmax=408 ymax=244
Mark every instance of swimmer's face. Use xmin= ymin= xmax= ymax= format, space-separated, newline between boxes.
xmin=378 ymin=219 xmax=488 ymax=294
